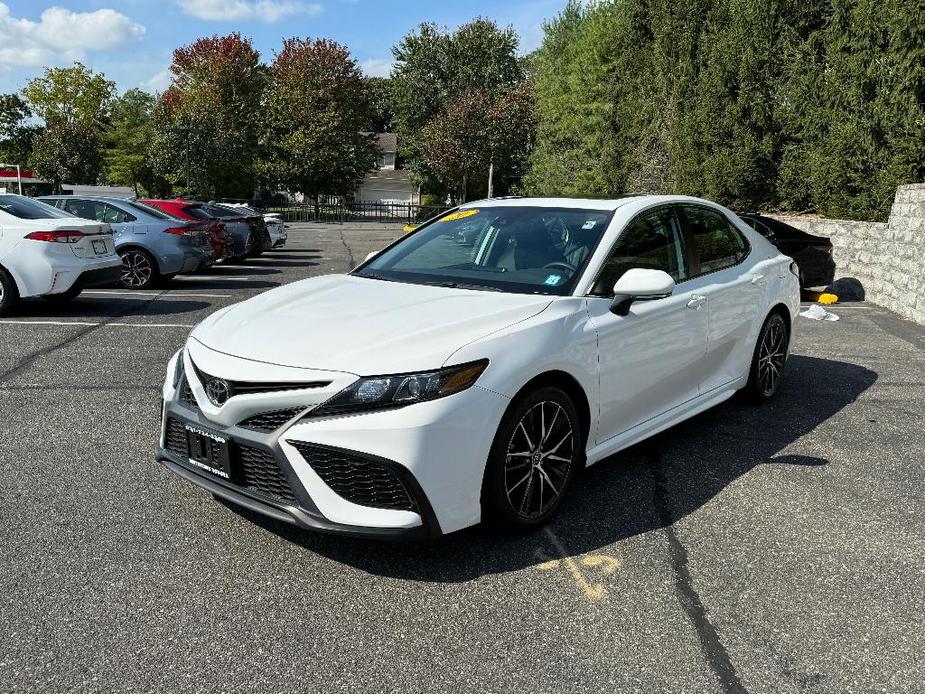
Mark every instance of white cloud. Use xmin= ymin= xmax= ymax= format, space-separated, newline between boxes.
xmin=360 ymin=58 xmax=393 ymax=78
xmin=140 ymin=68 xmax=172 ymax=94
xmin=176 ymin=0 xmax=322 ymax=23
xmin=0 ymin=3 xmax=145 ymax=67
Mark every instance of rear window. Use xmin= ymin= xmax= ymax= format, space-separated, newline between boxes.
xmin=0 ymin=195 xmax=73 ymax=220
xmin=183 ymin=205 xmax=216 ymax=220
xmin=125 ymin=201 xmax=172 ymax=220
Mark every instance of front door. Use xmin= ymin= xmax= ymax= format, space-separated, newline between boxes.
xmin=587 ymin=205 xmax=708 ymax=443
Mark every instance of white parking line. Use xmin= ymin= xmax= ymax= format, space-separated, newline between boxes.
xmin=83 ymin=290 xmax=232 ymax=299
xmin=0 ymin=320 xmax=193 ymax=328
xmin=172 ymin=275 xmax=254 ymax=282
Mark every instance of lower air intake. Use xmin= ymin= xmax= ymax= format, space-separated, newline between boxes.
xmin=287 ymin=441 xmax=417 ymax=513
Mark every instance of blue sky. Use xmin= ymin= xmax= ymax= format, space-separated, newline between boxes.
xmin=0 ymin=0 xmax=567 ymax=95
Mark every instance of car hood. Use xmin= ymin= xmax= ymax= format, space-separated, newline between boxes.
xmin=190 ymin=274 xmax=555 ymax=375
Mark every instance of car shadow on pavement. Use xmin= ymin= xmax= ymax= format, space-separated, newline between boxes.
xmin=8 ymin=297 xmax=213 ymax=318
xmin=166 ymin=279 xmax=281 ymax=291
xmin=227 ymin=354 xmax=877 ymax=581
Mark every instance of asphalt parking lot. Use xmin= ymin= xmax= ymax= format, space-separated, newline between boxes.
xmin=1 ymin=222 xmax=923 ymax=693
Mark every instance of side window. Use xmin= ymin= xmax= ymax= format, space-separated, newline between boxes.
xmin=593 ymin=207 xmax=687 ymax=294
xmin=682 ymin=206 xmax=748 ymax=274
xmin=63 ymin=199 xmax=100 ymax=221
xmin=101 ymin=203 xmax=132 ymax=224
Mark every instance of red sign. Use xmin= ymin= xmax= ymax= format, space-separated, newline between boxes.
xmin=0 ymin=168 xmax=35 ymax=179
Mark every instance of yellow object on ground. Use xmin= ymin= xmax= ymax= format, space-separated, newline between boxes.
xmin=818 ymin=293 xmax=839 ymax=304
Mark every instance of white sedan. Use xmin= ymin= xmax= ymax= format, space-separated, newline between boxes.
xmin=0 ymin=195 xmax=121 ymax=316
xmin=158 ymin=195 xmax=799 ymax=538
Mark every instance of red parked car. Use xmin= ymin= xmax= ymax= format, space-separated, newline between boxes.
xmin=140 ymin=199 xmax=230 ymax=262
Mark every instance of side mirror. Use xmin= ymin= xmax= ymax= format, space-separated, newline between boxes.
xmin=610 ymin=268 xmax=675 ymax=316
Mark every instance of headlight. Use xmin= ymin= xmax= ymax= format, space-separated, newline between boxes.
xmin=311 ymin=360 xmax=489 ymax=417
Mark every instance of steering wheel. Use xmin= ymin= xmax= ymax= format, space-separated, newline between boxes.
xmin=543 ymin=261 xmax=576 ymax=274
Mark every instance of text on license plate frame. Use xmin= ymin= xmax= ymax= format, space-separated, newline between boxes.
xmin=183 ymin=423 xmax=233 ymax=480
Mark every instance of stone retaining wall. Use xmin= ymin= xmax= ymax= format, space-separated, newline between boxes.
xmin=770 ymin=182 xmax=925 ymax=325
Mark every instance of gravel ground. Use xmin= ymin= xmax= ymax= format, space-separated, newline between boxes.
xmin=0 ymin=222 xmax=922 ymax=693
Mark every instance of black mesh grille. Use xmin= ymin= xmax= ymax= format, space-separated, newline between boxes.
xmin=238 ymin=407 xmax=304 ymax=432
xmin=288 ymin=442 xmax=417 ymax=512
xmin=179 ymin=377 xmax=198 ymax=411
xmin=164 ymin=417 xmax=188 ymax=455
xmin=238 ymin=443 xmax=296 ymax=503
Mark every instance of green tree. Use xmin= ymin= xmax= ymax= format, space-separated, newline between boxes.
xmin=0 ymin=93 xmax=38 ymax=166
xmin=260 ymin=37 xmax=378 ymax=201
xmin=105 ymin=89 xmax=155 ymax=194
xmin=391 ymin=19 xmax=528 ymax=199
xmin=364 ymin=77 xmax=396 ymax=133
xmin=21 ymin=62 xmax=115 ymax=130
xmin=149 ymin=33 xmax=267 ymax=198
xmin=29 ymin=122 xmax=103 ymax=191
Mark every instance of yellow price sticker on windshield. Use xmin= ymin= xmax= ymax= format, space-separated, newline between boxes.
xmin=439 ymin=209 xmax=480 ymax=222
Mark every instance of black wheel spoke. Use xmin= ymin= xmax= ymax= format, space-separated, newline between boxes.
xmin=504 ymin=400 xmax=575 ymax=519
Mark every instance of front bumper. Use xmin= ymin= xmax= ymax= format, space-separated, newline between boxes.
xmin=158 ymin=347 xmax=510 ymax=537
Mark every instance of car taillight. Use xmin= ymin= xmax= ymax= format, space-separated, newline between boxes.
xmin=26 ymin=230 xmax=84 ymax=244
xmin=165 ymin=226 xmax=199 ymax=236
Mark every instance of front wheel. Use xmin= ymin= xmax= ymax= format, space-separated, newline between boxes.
xmin=481 ymin=386 xmax=582 ymax=531
xmin=119 ymin=249 xmax=159 ymax=290
xmin=743 ymin=312 xmax=790 ymax=403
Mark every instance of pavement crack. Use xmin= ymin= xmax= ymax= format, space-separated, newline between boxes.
xmin=0 ymin=290 xmax=169 ymax=385
xmin=648 ymin=447 xmax=749 ymax=694
xmin=337 ymin=227 xmax=356 ymax=271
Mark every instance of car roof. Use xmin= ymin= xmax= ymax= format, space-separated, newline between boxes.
xmin=458 ymin=195 xmax=720 ymax=212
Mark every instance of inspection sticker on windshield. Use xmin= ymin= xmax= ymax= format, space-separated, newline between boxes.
xmin=439 ymin=209 xmax=480 ymax=222
xmin=544 ymin=274 xmax=562 ymax=286
xmin=582 ymin=220 xmax=597 ymax=230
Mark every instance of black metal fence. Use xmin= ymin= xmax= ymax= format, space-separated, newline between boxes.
xmin=261 ymin=201 xmax=452 ymax=225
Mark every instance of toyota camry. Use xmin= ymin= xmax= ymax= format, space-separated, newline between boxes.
xmin=158 ymin=196 xmax=800 ymax=538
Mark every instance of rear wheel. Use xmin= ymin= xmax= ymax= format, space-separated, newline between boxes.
xmin=42 ymin=285 xmax=82 ymax=303
xmin=0 ymin=267 xmax=19 ymax=317
xmin=743 ymin=312 xmax=790 ymax=403
xmin=482 ymin=386 xmax=582 ymax=530
xmin=119 ymin=249 xmax=159 ymax=290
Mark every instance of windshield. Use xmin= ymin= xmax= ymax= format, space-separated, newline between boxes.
xmin=0 ymin=195 xmax=74 ymax=220
xmin=355 ymin=206 xmax=614 ymax=295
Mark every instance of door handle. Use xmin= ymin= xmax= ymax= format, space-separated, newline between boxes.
xmin=687 ymin=295 xmax=706 ymax=310
xmin=751 ymin=274 xmax=765 ymax=285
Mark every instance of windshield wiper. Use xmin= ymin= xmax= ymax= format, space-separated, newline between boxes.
xmin=417 ymin=280 xmax=503 ymax=292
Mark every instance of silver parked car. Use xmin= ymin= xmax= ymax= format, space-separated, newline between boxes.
xmin=39 ymin=196 xmax=213 ymax=290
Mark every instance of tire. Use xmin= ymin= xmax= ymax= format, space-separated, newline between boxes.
xmin=743 ymin=311 xmax=790 ymax=403
xmin=119 ymin=248 xmax=159 ymax=290
xmin=0 ymin=267 xmax=19 ymax=317
xmin=42 ymin=285 xmax=82 ymax=303
xmin=481 ymin=385 xmax=583 ymax=531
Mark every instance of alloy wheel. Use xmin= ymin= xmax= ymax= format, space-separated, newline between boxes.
xmin=121 ymin=251 xmax=153 ymax=288
xmin=504 ymin=400 xmax=575 ymax=519
xmin=758 ymin=317 xmax=788 ymax=396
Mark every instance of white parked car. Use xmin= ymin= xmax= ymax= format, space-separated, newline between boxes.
xmin=0 ymin=195 xmax=122 ymax=316
xmin=159 ymin=196 xmax=800 ymax=538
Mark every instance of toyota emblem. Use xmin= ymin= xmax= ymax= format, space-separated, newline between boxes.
xmin=205 ymin=378 xmax=232 ymax=406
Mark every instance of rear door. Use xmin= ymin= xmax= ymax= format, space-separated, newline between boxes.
xmin=587 ymin=205 xmax=709 ymax=441
xmin=676 ymin=205 xmax=761 ymax=393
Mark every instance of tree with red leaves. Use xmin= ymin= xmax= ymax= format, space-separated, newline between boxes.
xmin=149 ymin=33 xmax=267 ymax=198
xmin=260 ymin=38 xmax=378 ymax=201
